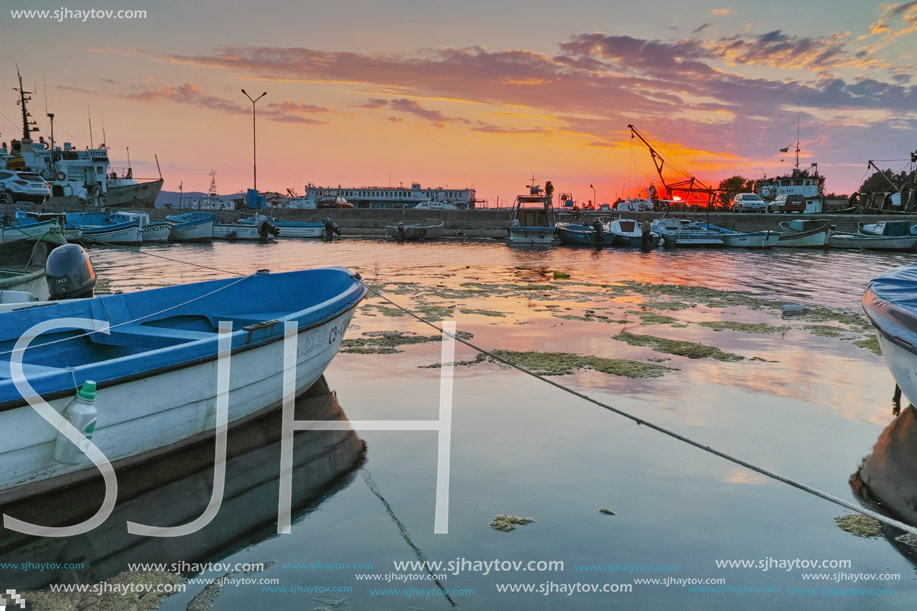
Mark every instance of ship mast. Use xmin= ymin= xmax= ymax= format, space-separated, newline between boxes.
xmin=13 ymin=68 xmax=39 ymax=142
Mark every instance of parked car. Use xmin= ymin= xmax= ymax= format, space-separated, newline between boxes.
xmin=769 ymin=193 xmax=807 ymax=213
xmin=732 ymin=193 xmax=767 ymax=212
xmin=0 ymin=170 xmax=50 ymax=203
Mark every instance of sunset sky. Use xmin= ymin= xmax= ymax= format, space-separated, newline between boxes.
xmin=1 ymin=0 xmax=915 ymax=205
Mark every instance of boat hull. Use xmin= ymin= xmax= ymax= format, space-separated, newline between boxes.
xmin=386 ymin=223 xmax=444 ymax=241
xmin=776 ymin=227 xmax=830 ymax=248
xmin=80 ymin=224 xmax=142 ymax=246
xmin=0 ymin=221 xmax=64 ymax=245
xmin=275 ymin=224 xmax=324 ymax=239
xmin=508 ymin=227 xmax=555 ymax=245
xmin=723 ymin=231 xmax=779 ymax=248
xmin=139 ymin=222 xmax=172 ymax=243
xmin=555 ymin=224 xmax=612 ymax=246
xmin=829 ymin=234 xmax=917 ymax=250
xmin=105 ymin=179 xmax=164 ymax=208
xmin=660 ymin=231 xmax=725 ymax=247
xmin=214 ymin=223 xmax=274 ymax=241
xmin=169 ymin=218 xmax=214 ymax=242
xmin=0 ymin=270 xmax=364 ymax=503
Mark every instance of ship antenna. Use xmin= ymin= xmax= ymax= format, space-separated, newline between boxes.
xmin=14 ymin=66 xmax=39 ymax=141
xmin=88 ymin=105 xmax=93 ymax=149
xmin=795 ymin=114 xmax=800 ymax=172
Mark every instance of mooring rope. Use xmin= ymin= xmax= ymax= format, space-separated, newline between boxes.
xmin=359 ymin=280 xmax=917 ymax=538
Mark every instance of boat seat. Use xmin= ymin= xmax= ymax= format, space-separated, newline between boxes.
xmin=93 ymin=324 xmax=215 ymax=348
xmin=0 ymin=360 xmax=64 ymax=380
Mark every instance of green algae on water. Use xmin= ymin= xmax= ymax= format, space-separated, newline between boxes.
xmin=853 ymin=334 xmax=882 ymax=355
xmin=805 ymin=325 xmax=847 ymax=338
xmin=460 ymin=308 xmax=506 ymax=317
xmin=615 ymin=332 xmax=744 ymax=362
xmin=491 ymin=514 xmax=535 ymax=532
xmin=698 ymin=321 xmax=782 ymax=334
xmin=417 ymin=304 xmax=456 ymax=320
xmin=488 ymin=350 xmax=675 ymax=378
xmin=628 ymin=311 xmax=679 ymax=325
xmin=342 ymin=331 xmax=442 ymax=354
xmin=833 ymin=514 xmax=882 ymax=538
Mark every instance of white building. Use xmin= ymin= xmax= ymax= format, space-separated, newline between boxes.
xmin=288 ymin=182 xmax=476 ymax=209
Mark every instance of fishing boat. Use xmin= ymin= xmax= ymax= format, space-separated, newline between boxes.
xmin=386 ymin=219 xmax=445 ymax=241
xmin=696 ymin=223 xmax=779 ymax=248
xmin=66 ymin=212 xmax=142 ymax=246
xmin=829 ymin=230 xmax=917 ymax=250
xmin=610 ymin=218 xmax=656 ymax=247
xmin=0 ymin=267 xmax=365 ymax=503
xmin=111 ymin=211 xmax=172 ymax=243
xmin=555 ymin=219 xmax=613 ymax=246
xmin=165 ymin=211 xmax=215 ymax=243
xmin=240 ymin=213 xmax=324 ymax=238
xmin=508 ymin=180 xmax=556 ymax=245
xmin=213 ymin=220 xmax=277 ymax=241
xmin=0 ymin=376 xmax=364 ymax=591
xmin=776 ymin=220 xmax=831 ymax=248
xmin=0 ymin=219 xmax=64 ymax=245
xmin=652 ymin=218 xmax=725 ymax=247
xmin=15 ymin=211 xmax=83 ymax=242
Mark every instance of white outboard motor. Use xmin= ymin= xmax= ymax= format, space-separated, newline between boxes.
xmin=46 ymin=244 xmax=97 ymax=300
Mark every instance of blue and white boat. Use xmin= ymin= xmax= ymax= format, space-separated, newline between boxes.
xmin=166 ymin=212 xmax=215 ymax=243
xmin=652 ymin=218 xmax=725 ymax=247
xmin=66 ymin=212 xmax=142 ymax=246
xmin=555 ymin=219 xmax=613 ymax=246
xmin=239 ymin=214 xmax=324 ymax=239
xmin=508 ymin=181 xmax=556 ymax=245
xmin=610 ymin=218 xmax=658 ymax=247
xmin=696 ymin=222 xmax=779 ymax=248
xmin=863 ymin=264 xmax=917 ymax=409
xmin=111 ymin=211 xmax=172 ymax=243
xmin=0 ymin=267 xmax=365 ymax=503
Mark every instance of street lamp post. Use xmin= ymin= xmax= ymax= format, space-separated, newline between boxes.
xmin=241 ymin=89 xmax=267 ymax=191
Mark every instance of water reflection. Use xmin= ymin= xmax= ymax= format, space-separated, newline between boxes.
xmin=0 ymin=377 xmax=364 ymax=591
xmin=851 ymin=405 xmax=917 ymax=566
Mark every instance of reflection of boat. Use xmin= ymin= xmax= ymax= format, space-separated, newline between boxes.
xmin=0 ymin=376 xmax=364 ymax=591
xmin=386 ymin=220 xmax=444 ymax=241
xmin=864 ymin=263 xmax=917 ymax=408
xmin=853 ymin=405 xmax=917 ymax=529
xmin=508 ymin=180 xmax=556 ymax=245
xmin=0 ymin=267 xmax=365 ymax=503
xmin=776 ymin=220 xmax=831 ymax=248
xmin=652 ymin=218 xmax=724 ymax=247
xmin=165 ymin=212 xmax=215 ymax=243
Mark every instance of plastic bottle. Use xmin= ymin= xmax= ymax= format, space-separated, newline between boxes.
xmin=53 ymin=381 xmax=98 ymax=465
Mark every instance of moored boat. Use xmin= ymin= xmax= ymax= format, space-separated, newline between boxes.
xmin=240 ymin=214 xmax=324 ymax=238
xmin=829 ymin=233 xmax=917 ymax=250
xmin=386 ymin=219 xmax=445 ymax=241
xmin=0 ymin=219 xmax=65 ymax=245
xmin=508 ymin=180 xmax=556 ymax=245
xmin=555 ymin=219 xmax=613 ymax=246
xmin=776 ymin=220 xmax=831 ymax=248
xmin=165 ymin=212 xmax=215 ymax=243
xmin=697 ymin=223 xmax=778 ymax=248
xmin=66 ymin=212 xmax=142 ymax=246
xmin=652 ymin=218 xmax=725 ymax=247
xmin=0 ymin=240 xmax=96 ymax=308
xmin=112 ymin=211 xmax=172 ymax=243
xmin=0 ymin=267 xmax=365 ymax=503
xmin=213 ymin=221 xmax=277 ymax=241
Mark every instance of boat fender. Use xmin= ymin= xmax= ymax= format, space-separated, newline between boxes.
xmin=53 ymin=381 xmax=98 ymax=465
xmin=781 ymin=304 xmax=808 ymax=318
xmin=56 ymin=171 xmax=66 ymax=181
xmin=901 ymin=182 xmax=916 ymax=211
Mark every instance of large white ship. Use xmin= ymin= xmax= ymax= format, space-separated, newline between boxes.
xmin=0 ymin=70 xmax=163 ymax=208
xmin=287 ymin=182 xmax=476 ymax=209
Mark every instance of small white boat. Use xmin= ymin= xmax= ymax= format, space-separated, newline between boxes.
xmin=386 ymin=220 xmax=444 ymax=241
xmin=213 ymin=221 xmax=277 ymax=241
xmin=66 ymin=212 xmax=142 ymax=246
xmin=0 ymin=240 xmax=96 ymax=307
xmin=508 ymin=181 xmax=556 ymax=245
xmin=112 ymin=211 xmax=172 ymax=243
xmin=829 ymin=233 xmax=917 ymax=250
xmin=0 ymin=267 xmax=365 ymax=503
xmin=776 ymin=220 xmax=830 ymax=248
xmin=652 ymin=218 xmax=725 ymax=247
xmin=858 ymin=220 xmax=916 ymax=237
xmin=166 ymin=212 xmax=215 ymax=243
xmin=0 ymin=219 xmax=62 ymax=245
xmin=697 ymin=223 xmax=778 ymax=248
xmin=239 ymin=214 xmax=324 ymax=238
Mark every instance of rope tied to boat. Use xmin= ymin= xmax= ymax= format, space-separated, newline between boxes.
xmin=358 ymin=279 xmax=917 ymax=538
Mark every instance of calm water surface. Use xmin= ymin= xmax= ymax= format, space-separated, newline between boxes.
xmin=13 ymin=240 xmax=917 ymax=609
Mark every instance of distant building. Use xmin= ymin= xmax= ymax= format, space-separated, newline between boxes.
xmin=287 ymin=182 xmax=476 ymax=209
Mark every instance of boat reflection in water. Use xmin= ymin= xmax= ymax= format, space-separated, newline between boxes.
xmin=0 ymin=376 xmax=365 ymax=591
xmin=851 ymin=405 xmax=917 ymax=564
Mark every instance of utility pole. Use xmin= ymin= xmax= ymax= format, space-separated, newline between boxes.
xmin=241 ymin=89 xmax=267 ymax=190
